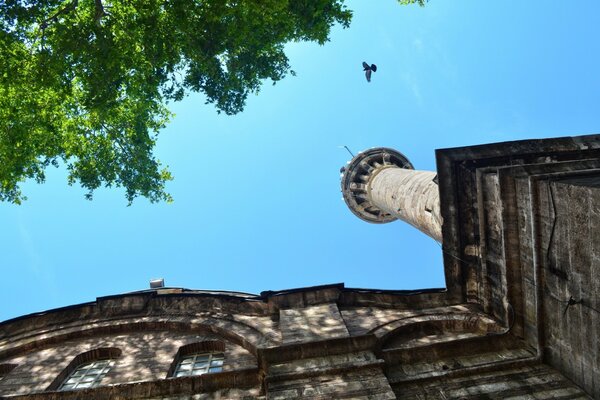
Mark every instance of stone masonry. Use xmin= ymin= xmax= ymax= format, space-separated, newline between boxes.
xmin=340 ymin=147 xmax=442 ymax=241
xmin=0 ymin=134 xmax=599 ymax=399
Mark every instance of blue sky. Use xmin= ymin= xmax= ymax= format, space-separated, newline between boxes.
xmin=2 ymin=1 xmax=600 ymax=321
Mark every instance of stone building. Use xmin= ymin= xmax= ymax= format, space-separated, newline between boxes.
xmin=1 ymin=134 xmax=599 ymax=399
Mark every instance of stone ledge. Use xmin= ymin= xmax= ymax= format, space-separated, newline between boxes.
xmin=258 ymin=334 xmax=377 ymax=367
xmin=0 ymin=315 xmax=274 ymax=360
xmin=387 ymin=355 xmax=537 ymax=385
xmin=265 ymin=360 xmax=386 ymax=384
xmin=2 ymin=368 xmax=259 ymax=400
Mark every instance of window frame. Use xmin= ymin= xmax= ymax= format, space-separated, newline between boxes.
xmin=167 ymin=340 xmax=226 ymax=378
xmin=46 ymin=347 xmax=121 ymax=392
xmin=58 ymin=358 xmax=115 ymax=391
xmin=172 ymin=351 xmax=224 ymax=377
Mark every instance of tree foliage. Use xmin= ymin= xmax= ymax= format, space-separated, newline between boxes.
xmin=0 ymin=0 xmax=351 ymax=204
xmin=398 ymin=0 xmax=427 ymax=5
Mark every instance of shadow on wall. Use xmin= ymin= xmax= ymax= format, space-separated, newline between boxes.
xmin=0 ymin=330 xmax=258 ymax=396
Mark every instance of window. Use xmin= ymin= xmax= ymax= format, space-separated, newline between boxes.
xmin=59 ymin=359 xmax=115 ymax=390
xmin=173 ymin=352 xmax=224 ymax=377
xmin=167 ymin=340 xmax=226 ymax=378
xmin=47 ymin=347 xmax=121 ymax=392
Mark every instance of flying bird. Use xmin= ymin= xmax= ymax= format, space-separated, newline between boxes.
xmin=362 ymin=62 xmax=377 ymax=82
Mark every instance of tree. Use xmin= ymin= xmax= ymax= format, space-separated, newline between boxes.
xmin=398 ymin=0 xmax=427 ymax=5
xmin=0 ymin=0 xmax=351 ymax=204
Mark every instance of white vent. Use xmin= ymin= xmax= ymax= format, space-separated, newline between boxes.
xmin=150 ymin=278 xmax=165 ymax=289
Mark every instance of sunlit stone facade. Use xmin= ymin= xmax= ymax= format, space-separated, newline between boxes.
xmin=1 ymin=134 xmax=599 ymax=399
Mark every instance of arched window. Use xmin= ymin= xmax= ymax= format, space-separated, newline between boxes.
xmin=173 ymin=352 xmax=224 ymax=377
xmin=47 ymin=347 xmax=121 ymax=391
xmin=168 ymin=340 xmax=225 ymax=378
xmin=59 ymin=358 xmax=115 ymax=390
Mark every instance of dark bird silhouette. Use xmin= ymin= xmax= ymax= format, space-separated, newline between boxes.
xmin=362 ymin=62 xmax=377 ymax=82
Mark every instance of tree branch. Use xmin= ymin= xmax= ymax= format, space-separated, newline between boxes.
xmin=40 ymin=0 xmax=79 ymax=29
xmin=95 ymin=0 xmax=106 ymax=27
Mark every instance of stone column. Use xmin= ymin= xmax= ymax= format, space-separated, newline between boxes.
xmin=340 ymin=147 xmax=442 ymax=242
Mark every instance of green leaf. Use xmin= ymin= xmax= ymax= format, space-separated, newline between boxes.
xmin=0 ymin=0 xmax=352 ymax=204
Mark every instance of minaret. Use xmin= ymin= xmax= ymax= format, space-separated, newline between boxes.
xmin=340 ymin=147 xmax=442 ymax=242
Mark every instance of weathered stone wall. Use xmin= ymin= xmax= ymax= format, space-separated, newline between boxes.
xmin=2 ymin=135 xmax=599 ymax=399
xmin=394 ymin=363 xmax=591 ymax=399
xmin=268 ymin=367 xmax=395 ymax=400
xmin=280 ymin=303 xmax=349 ymax=344
xmin=0 ymin=330 xmax=256 ymax=396
xmin=539 ymin=180 xmax=600 ymax=399
xmin=0 ymin=285 xmax=594 ymax=399
xmin=435 ymin=134 xmax=600 ymax=399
